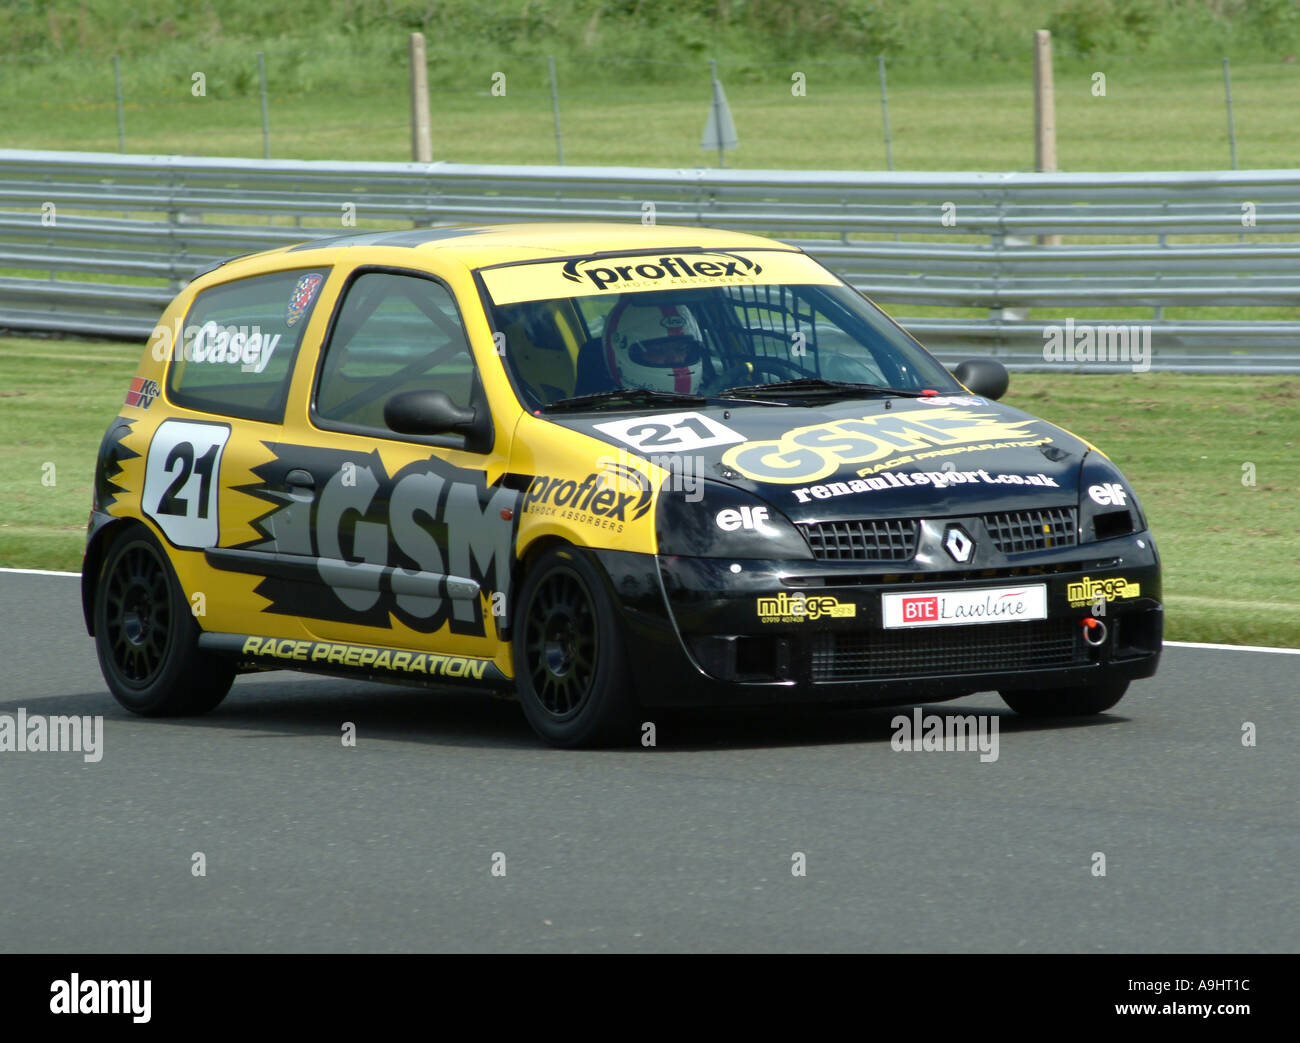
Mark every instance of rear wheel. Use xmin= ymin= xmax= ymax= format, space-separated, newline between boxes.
xmin=513 ymin=546 xmax=636 ymax=747
xmin=93 ymin=524 xmax=233 ymax=716
xmin=999 ymin=680 xmax=1129 ymax=717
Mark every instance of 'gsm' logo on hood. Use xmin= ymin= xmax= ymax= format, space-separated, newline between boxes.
xmin=722 ymin=407 xmax=1044 ymax=484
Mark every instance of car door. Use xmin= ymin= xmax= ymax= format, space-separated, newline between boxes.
xmin=271 ymin=265 xmax=521 ymax=666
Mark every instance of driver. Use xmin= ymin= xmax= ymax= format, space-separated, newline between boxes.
xmin=603 ymin=299 xmax=706 ymax=394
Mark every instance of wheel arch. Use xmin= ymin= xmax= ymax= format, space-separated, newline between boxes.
xmin=82 ymin=515 xmax=174 ymax=635
xmin=81 ymin=516 xmax=137 ymax=635
xmin=508 ymin=534 xmax=574 ymax=632
xmin=508 ymin=534 xmax=631 ymax=638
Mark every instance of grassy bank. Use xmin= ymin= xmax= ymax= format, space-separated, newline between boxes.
xmin=2 ymin=2 xmax=1299 ymax=169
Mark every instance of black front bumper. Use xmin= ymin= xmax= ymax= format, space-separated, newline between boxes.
xmin=591 ymin=531 xmax=1162 ymax=709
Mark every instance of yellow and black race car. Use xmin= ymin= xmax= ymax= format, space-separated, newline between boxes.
xmin=83 ymin=223 xmax=1162 ymax=746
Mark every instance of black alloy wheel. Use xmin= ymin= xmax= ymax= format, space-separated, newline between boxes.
xmin=525 ymin=566 xmax=598 ymax=720
xmin=513 ymin=546 xmax=635 ymax=747
xmin=93 ymin=525 xmax=234 ymax=716
xmin=103 ymin=540 xmax=174 ymax=687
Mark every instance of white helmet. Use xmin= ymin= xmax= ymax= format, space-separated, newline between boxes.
xmin=604 ymin=300 xmax=705 ymax=394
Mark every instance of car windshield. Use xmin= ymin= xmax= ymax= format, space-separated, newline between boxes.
xmin=480 ymin=249 xmax=961 ymax=410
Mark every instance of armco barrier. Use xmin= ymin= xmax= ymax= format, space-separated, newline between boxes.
xmin=2 ymin=149 xmax=1298 ymax=372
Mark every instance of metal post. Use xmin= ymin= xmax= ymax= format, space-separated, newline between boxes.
xmin=877 ymin=55 xmax=893 ymax=171
xmin=548 ymin=55 xmax=564 ymax=165
xmin=1223 ymin=57 xmax=1238 ymax=170
xmin=710 ymin=58 xmax=725 ymax=168
xmin=1033 ymin=30 xmax=1057 ymax=172
xmin=113 ymin=56 xmax=125 ymax=152
xmin=409 ymin=32 xmax=433 ymax=162
xmin=1033 ymin=30 xmax=1060 ymax=246
xmin=258 ymin=52 xmax=271 ymax=160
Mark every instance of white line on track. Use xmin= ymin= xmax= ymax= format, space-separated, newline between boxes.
xmin=2 ymin=569 xmax=1297 ymax=654
xmin=1164 ymin=639 xmax=1300 ymax=655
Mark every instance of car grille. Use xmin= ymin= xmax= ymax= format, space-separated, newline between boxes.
xmin=983 ymin=507 xmax=1077 ymax=554
xmin=802 ymin=518 xmax=918 ymax=562
xmin=809 ymin=618 xmax=1086 ymax=681
xmin=783 ymin=561 xmax=1086 ymax=588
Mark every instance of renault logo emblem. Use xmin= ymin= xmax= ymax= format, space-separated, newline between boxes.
xmin=943 ymin=524 xmax=975 ymax=563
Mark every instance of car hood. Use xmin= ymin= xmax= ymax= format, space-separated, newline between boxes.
xmin=545 ymin=394 xmax=1091 ymax=522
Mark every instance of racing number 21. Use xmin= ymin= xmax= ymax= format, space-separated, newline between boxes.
xmin=142 ymin=420 xmax=231 ymax=548
xmin=156 ymin=442 xmax=218 ymax=518
xmin=592 ymin=411 xmax=746 ymax=452
xmin=623 ymin=417 xmax=712 ymax=449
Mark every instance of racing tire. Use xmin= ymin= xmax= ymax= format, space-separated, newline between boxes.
xmin=513 ymin=545 xmax=637 ymax=748
xmin=998 ymin=680 xmax=1129 ymax=717
xmin=93 ymin=524 xmax=234 ymax=716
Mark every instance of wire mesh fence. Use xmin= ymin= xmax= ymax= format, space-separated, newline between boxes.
xmin=2 ymin=48 xmax=1297 ymax=171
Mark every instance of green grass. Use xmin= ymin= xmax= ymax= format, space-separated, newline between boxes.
xmin=1010 ymin=371 xmax=1300 ymax=648
xmin=3 ymin=0 xmax=1300 ymax=171
xmin=0 ymin=337 xmax=139 ymax=569
xmin=1 ymin=334 xmax=1296 ymax=647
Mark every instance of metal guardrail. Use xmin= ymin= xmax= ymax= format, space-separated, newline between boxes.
xmin=2 ymin=149 xmax=1299 ymax=372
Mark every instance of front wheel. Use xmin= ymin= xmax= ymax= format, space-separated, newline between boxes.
xmin=999 ymin=680 xmax=1129 ymax=717
xmin=512 ymin=546 xmax=636 ymax=747
xmin=93 ymin=524 xmax=234 ymax=716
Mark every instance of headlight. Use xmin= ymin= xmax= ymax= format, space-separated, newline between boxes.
xmin=1079 ymin=451 xmax=1146 ymax=541
xmin=656 ymin=479 xmax=813 ymax=559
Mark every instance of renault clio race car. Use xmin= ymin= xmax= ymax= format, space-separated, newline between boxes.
xmin=84 ymin=223 xmax=1162 ymax=746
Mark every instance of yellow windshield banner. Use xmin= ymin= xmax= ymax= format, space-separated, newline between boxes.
xmin=481 ymin=249 xmax=839 ymax=305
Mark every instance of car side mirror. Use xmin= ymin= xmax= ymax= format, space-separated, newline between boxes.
xmin=384 ymin=389 xmax=478 ymax=436
xmin=953 ymin=358 xmax=1010 ymax=401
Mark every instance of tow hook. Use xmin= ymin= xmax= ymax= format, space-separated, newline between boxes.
xmin=1081 ymin=616 xmax=1108 ymax=647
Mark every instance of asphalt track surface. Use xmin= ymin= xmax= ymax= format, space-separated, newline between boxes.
xmin=1 ymin=571 xmax=1295 ymax=953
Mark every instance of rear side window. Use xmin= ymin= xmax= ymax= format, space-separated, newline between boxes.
xmin=167 ymin=268 xmax=329 ymax=423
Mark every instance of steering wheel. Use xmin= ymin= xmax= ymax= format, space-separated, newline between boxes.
xmin=702 ymin=356 xmax=810 ymax=392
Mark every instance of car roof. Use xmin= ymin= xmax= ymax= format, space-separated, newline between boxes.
xmin=211 ymin=222 xmax=800 ymax=278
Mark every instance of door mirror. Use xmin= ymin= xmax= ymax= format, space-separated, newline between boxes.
xmin=952 ymin=358 xmax=1010 ymax=401
xmin=384 ymin=389 xmax=477 ymax=436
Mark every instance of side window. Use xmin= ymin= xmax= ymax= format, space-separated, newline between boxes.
xmin=493 ymin=299 xmax=583 ymax=406
xmin=167 ymin=268 xmax=328 ymax=423
xmin=315 ymin=271 xmax=475 ymax=433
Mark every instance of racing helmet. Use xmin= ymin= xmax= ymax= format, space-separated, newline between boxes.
xmin=604 ymin=300 xmax=706 ymax=394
